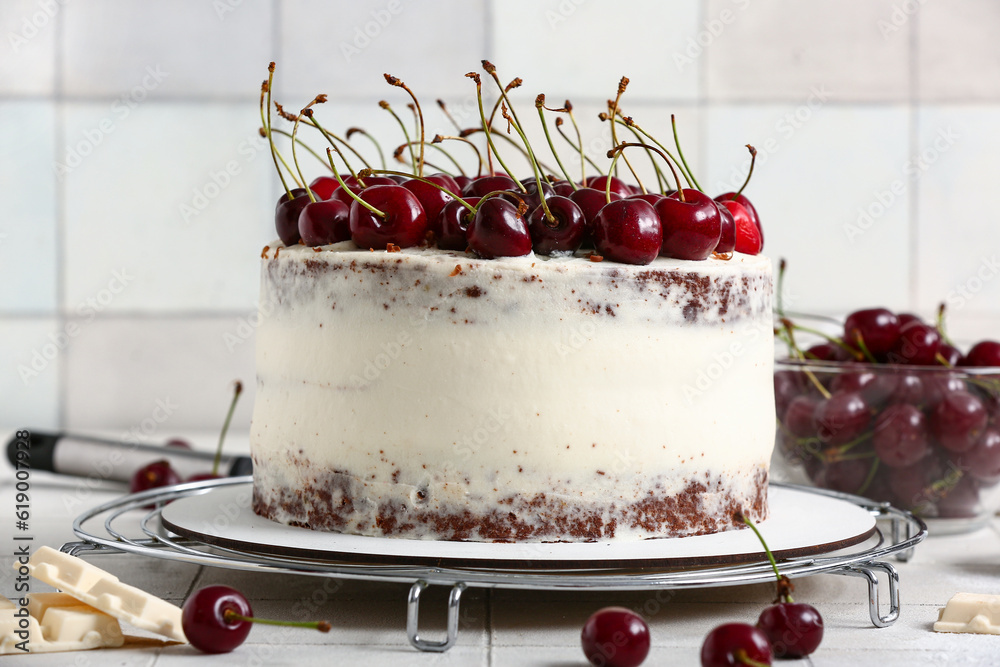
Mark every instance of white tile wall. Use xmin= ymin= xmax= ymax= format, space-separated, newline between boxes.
xmin=1 ymin=0 xmax=999 ymax=430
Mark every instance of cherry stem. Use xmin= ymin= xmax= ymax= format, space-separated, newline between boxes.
xmin=610 ymin=113 xmax=668 ymax=193
xmin=392 ymin=149 xmax=450 ymax=176
xmin=269 ymin=128 xmax=334 ymax=171
xmin=325 ymin=147 xmax=386 ymax=219
xmin=359 ymin=167 xmax=474 ymax=214
xmin=467 ymin=72 xmax=523 ymax=189
xmin=212 ymin=380 xmax=242 ymax=476
xmin=379 ymin=101 xmax=418 ymax=175
xmin=852 ymin=333 xmax=879 ymax=364
xmin=739 ymin=514 xmax=793 ymax=603
xmin=306 ymin=113 xmax=360 ymax=181
xmin=263 ymin=64 xmax=293 ymax=198
xmin=936 ymin=302 xmax=956 ymax=347
xmin=776 ymin=258 xmax=787 ymax=320
xmin=608 ymin=142 xmax=684 ymax=201
xmin=671 ymin=114 xmax=703 ymax=191
xmin=606 ymin=77 xmax=642 ymax=187
xmin=601 ymin=113 xmax=645 ymax=193
xmin=466 ymin=72 xmax=499 ymax=177
xmin=734 ymin=649 xmax=771 ymax=667
xmin=437 ymin=99 xmax=463 ymax=133
xmin=483 ymin=61 xmax=550 ymax=189
xmin=291 ymin=97 xmax=327 ymax=203
xmin=856 ymin=457 xmax=881 ymax=496
xmin=535 ymin=96 xmax=577 ymax=191
xmin=223 ymin=610 xmax=331 ymax=633
xmin=395 ymin=140 xmax=465 ymax=176
xmin=346 ymin=127 xmax=387 ymax=171
xmin=791 ymin=322 xmax=863 ymax=360
xmin=555 ymin=115 xmax=599 ymax=179
xmin=622 ymin=117 xmax=694 ymax=188
xmin=604 ymin=148 xmax=625 ymax=204
xmin=385 ymin=74 xmax=424 ymax=177
xmin=733 ymin=145 xmax=757 ymax=198
xmin=498 ymin=102 xmax=555 ymax=221
xmin=486 ymin=78 xmax=519 ymax=131
xmin=780 ymin=320 xmax=832 ymax=399
xmin=460 ymin=127 xmax=556 ymax=175
xmin=433 ymin=134 xmax=482 ymax=177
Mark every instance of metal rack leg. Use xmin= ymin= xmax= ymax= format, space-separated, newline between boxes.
xmin=60 ymin=541 xmax=122 ymax=557
xmin=406 ymin=580 xmax=466 ymax=652
xmin=832 ymin=561 xmax=900 ymax=627
xmin=890 ymin=515 xmax=914 ymax=562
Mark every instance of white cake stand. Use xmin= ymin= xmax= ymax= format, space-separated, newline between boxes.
xmin=64 ymin=477 xmax=925 ymax=653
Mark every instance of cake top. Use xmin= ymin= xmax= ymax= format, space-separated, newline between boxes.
xmin=260 ymin=61 xmax=766 ymax=267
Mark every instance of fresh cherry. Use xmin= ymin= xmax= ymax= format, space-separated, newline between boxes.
xmin=467 ymin=197 xmax=532 ymax=258
xmin=952 ymin=428 xmax=1000 ymax=482
xmin=889 ymin=321 xmax=940 ymax=365
xmin=585 ymin=174 xmax=632 ymax=199
xmin=805 ymin=343 xmax=852 ymax=362
xmin=757 ymin=603 xmax=823 ymax=660
xmin=843 ymin=308 xmax=900 ymax=356
xmin=298 ymin=198 xmax=351 ymax=247
xmin=275 ymin=190 xmax=309 ymax=246
xmin=434 ymin=197 xmax=479 ymax=251
xmin=165 ymin=438 xmax=192 ymax=450
xmin=187 ymin=379 xmax=242 ymax=483
xmin=349 ymin=184 xmax=428 ymax=249
xmin=570 ymin=187 xmax=622 ymax=245
xmin=724 ymin=200 xmax=761 ymax=255
xmin=528 ymin=195 xmax=586 ymax=255
xmin=814 ymin=391 xmax=871 ymax=445
xmin=130 ymin=460 xmax=181 ymax=494
xmin=873 ymin=404 xmax=930 ymax=467
xmin=656 ymin=189 xmax=721 ymax=261
xmin=308 ymin=175 xmax=340 ymax=200
xmin=701 ymin=623 xmax=772 ymax=667
xmin=715 ymin=192 xmax=762 ymax=247
xmin=939 ymin=343 xmax=963 ymax=367
xmin=784 ymin=396 xmax=819 ymax=438
xmin=592 ymin=199 xmax=661 ymax=265
xmin=461 ymin=174 xmax=517 ymax=198
xmin=580 ymin=607 xmax=650 ymax=667
xmin=960 ymin=340 xmax=1000 ymax=367
xmin=402 ymin=172 xmax=460 ymax=224
xmin=712 ymin=200 xmax=736 ymax=253
xmin=931 ymin=391 xmax=989 ymax=453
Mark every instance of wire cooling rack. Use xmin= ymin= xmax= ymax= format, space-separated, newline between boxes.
xmin=62 ymin=478 xmax=925 ymax=652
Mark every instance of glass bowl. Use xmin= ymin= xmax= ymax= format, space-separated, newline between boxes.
xmin=772 ymin=358 xmax=1000 ymax=534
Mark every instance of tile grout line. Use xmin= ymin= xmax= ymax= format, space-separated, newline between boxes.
xmin=908 ymin=5 xmax=920 ymax=311
xmin=54 ymin=0 xmax=66 ymax=430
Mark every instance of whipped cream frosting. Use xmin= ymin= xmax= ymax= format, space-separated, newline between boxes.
xmin=250 ymin=242 xmax=775 ymax=541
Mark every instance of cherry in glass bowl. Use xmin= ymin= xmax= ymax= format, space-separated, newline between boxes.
xmin=773 ymin=358 xmax=1000 ymax=535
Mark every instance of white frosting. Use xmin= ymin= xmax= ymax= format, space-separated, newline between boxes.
xmin=250 ymin=242 xmax=775 ymax=541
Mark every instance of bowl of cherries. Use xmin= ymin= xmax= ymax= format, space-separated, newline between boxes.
xmin=774 ymin=304 xmax=1000 ymax=534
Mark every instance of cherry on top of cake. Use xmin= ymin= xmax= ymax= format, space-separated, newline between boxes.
xmin=261 ymin=61 xmax=764 ymax=266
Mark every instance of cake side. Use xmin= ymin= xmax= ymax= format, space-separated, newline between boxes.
xmin=250 ymin=243 xmax=775 ymax=541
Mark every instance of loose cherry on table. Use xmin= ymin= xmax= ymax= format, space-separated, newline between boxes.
xmin=182 ymin=585 xmax=331 ymax=654
xmin=580 ymin=607 xmax=650 ymax=667
xmin=592 ymin=198 xmax=661 ymax=265
xmin=130 ymin=460 xmax=181 ymax=494
xmin=187 ymin=379 xmax=244 ymax=483
xmin=700 ymin=623 xmax=772 ymax=667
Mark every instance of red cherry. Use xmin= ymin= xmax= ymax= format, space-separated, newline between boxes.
xmin=187 ymin=472 xmax=223 ymax=483
xmin=570 ymin=187 xmax=623 ymax=246
xmin=434 ymin=197 xmax=479 ymax=251
xmin=466 ymin=197 xmax=532 ymax=258
xmin=805 ymin=342 xmax=852 ymax=362
xmin=461 ymin=174 xmax=517 ymax=198
xmin=939 ymin=343 xmax=963 ymax=367
xmin=580 ymin=607 xmax=650 ymax=667
xmin=592 ymin=199 xmax=661 ymax=265
xmin=715 ymin=192 xmax=762 ymax=248
xmin=528 ymin=196 xmax=586 ymax=255
xmin=584 ymin=174 xmax=632 ymax=199
xmin=700 ymin=623 xmax=772 ymax=667
xmin=873 ymin=404 xmax=930 ymax=467
xmin=814 ymin=391 xmax=871 ymax=445
xmin=960 ymin=341 xmax=1000 ymax=367
xmin=728 ymin=200 xmax=762 ymax=255
xmin=783 ymin=396 xmax=819 ymax=438
xmin=757 ymin=603 xmax=823 ymax=659
xmin=308 ymin=175 xmax=340 ymax=200
xmin=452 ymin=174 xmax=473 ymax=191
xmin=552 ymin=180 xmax=576 ymax=197
xmin=165 ymin=438 xmax=192 ymax=450
xmin=402 ymin=172 xmax=460 ymax=224
xmin=182 ymin=585 xmax=252 ymax=654
xmin=298 ymin=198 xmax=351 ymax=247
xmin=843 ymin=308 xmax=901 ymax=356
xmin=656 ymin=189 xmax=722 ymax=261
xmin=931 ymin=391 xmax=989 ymax=453
xmin=888 ymin=321 xmax=940 ymax=365
xmin=275 ymin=191 xmax=309 ymax=246
xmin=712 ymin=200 xmax=736 ymax=253
xmin=130 ymin=460 xmax=181 ymax=494
xmin=348 ymin=184 xmax=428 ymax=249
xmin=952 ymin=428 xmax=1000 ymax=482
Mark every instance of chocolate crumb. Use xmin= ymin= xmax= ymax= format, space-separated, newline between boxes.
xmin=387 ymin=243 xmax=401 ymax=253
xmin=449 ymin=264 xmax=462 ymax=277
xmin=589 ymin=254 xmax=604 ymax=262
